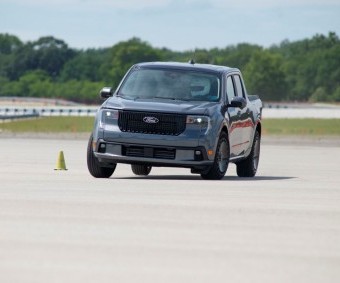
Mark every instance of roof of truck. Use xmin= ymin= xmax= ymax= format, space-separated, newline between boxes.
xmin=135 ymin=61 xmax=238 ymax=74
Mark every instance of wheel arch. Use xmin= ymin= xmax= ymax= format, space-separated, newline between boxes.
xmin=220 ymin=125 xmax=230 ymax=154
xmin=256 ymin=120 xmax=262 ymax=136
xmin=220 ymin=125 xmax=229 ymax=136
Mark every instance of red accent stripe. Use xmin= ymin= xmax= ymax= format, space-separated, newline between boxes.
xmin=230 ymin=118 xmax=254 ymax=133
xmin=232 ymin=140 xmax=250 ymax=148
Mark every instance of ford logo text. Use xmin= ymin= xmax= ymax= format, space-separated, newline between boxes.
xmin=143 ymin=116 xmax=159 ymax=124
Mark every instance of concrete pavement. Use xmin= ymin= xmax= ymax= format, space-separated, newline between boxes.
xmin=0 ymin=138 xmax=339 ymax=283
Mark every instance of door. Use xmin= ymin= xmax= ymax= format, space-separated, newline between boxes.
xmin=233 ymin=74 xmax=254 ymax=154
xmin=225 ymin=75 xmax=243 ymax=158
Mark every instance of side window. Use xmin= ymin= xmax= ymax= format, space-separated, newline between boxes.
xmin=226 ymin=76 xmax=236 ymax=103
xmin=234 ymin=75 xmax=245 ymax=98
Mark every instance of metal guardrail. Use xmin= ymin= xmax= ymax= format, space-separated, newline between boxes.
xmin=1 ymin=104 xmax=290 ymax=117
xmin=264 ymin=103 xmax=289 ymax=109
xmin=0 ymin=107 xmax=98 ymax=120
xmin=0 ymin=113 xmax=40 ymax=120
xmin=2 ymin=105 xmax=340 ymax=120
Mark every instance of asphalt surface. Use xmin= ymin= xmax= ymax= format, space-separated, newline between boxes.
xmin=0 ymin=137 xmax=339 ymax=283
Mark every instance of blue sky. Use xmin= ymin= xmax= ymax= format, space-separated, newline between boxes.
xmin=1 ymin=0 xmax=339 ymax=50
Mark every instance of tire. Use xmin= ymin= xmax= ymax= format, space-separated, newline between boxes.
xmin=87 ymin=134 xmax=116 ymax=178
xmin=131 ymin=164 xmax=152 ymax=176
xmin=201 ymin=132 xmax=229 ymax=180
xmin=236 ymin=130 xmax=260 ymax=177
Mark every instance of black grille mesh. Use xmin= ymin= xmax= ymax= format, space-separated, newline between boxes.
xmin=122 ymin=146 xmax=176 ymax=160
xmin=118 ymin=111 xmax=186 ymax=135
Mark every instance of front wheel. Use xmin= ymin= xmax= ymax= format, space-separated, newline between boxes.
xmin=236 ymin=130 xmax=260 ymax=177
xmin=131 ymin=164 xmax=152 ymax=176
xmin=201 ymin=132 xmax=229 ymax=180
xmin=87 ymin=134 xmax=116 ymax=178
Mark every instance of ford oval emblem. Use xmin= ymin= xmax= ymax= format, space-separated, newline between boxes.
xmin=143 ymin=116 xmax=159 ymax=124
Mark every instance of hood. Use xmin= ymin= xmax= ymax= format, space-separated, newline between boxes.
xmin=102 ymin=96 xmax=217 ymax=115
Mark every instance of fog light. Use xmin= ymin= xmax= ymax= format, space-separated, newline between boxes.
xmin=98 ymin=143 xmax=106 ymax=153
xmin=194 ymin=150 xmax=203 ymax=161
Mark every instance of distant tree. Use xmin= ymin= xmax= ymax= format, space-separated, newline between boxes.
xmin=102 ymin=38 xmax=162 ymax=86
xmin=59 ymin=48 xmax=110 ymax=82
xmin=0 ymin=76 xmax=10 ymax=95
xmin=8 ymin=36 xmax=76 ymax=79
xmin=1 ymin=32 xmax=339 ymax=103
xmin=0 ymin=79 xmax=21 ymax=97
xmin=53 ymin=80 xmax=104 ymax=103
xmin=192 ymin=49 xmax=214 ymax=64
xmin=332 ymin=86 xmax=340 ymax=102
xmin=243 ymin=50 xmax=287 ymax=101
xmin=0 ymin=34 xmax=23 ymax=77
xmin=279 ymin=32 xmax=340 ymax=101
xmin=309 ymin=87 xmax=329 ymax=102
xmin=214 ymin=43 xmax=262 ymax=70
xmin=0 ymin=34 xmax=23 ymax=54
xmin=18 ymin=70 xmax=52 ymax=97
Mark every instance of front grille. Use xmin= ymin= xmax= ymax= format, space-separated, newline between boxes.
xmin=122 ymin=146 xmax=176 ymax=160
xmin=118 ymin=111 xmax=186 ymax=136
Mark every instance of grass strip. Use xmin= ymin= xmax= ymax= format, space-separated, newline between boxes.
xmin=262 ymin=118 xmax=340 ymax=135
xmin=1 ymin=117 xmax=340 ymax=136
xmin=0 ymin=116 xmax=95 ymax=133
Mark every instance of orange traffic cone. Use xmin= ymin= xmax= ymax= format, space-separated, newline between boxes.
xmin=54 ymin=150 xmax=67 ymax=170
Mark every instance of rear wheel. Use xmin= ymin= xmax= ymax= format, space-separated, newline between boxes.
xmin=236 ymin=130 xmax=260 ymax=177
xmin=201 ymin=132 xmax=229 ymax=180
xmin=131 ymin=164 xmax=152 ymax=176
xmin=87 ymin=134 xmax=116 ymax=178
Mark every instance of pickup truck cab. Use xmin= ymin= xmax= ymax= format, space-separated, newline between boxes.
xmin=87 ymin=61 xmax=262 ymax=180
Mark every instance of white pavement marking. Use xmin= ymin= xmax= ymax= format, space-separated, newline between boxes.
xmin=0 ymin=138 xmax=339 ymax=283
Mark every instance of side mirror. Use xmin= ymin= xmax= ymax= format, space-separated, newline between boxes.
xmin=99 ymin=87 xmax=113 ymax=99
xmin=228 ymin=97 xmax=246 ymax=109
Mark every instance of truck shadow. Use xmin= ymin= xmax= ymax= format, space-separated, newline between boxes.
xmin=223 ymin=176 xmax=296 ymax=181
xmin=113 ymin=175 xmax=295 ymax=181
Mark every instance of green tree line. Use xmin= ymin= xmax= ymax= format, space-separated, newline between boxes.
xmin=0 ymin=32 xmax=339 ymax=104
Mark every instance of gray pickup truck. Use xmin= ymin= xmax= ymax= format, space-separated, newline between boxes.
xmin=87 ymin=61 xmax=262 ymax=180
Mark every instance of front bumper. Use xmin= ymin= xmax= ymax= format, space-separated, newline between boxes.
xmin=94 ymin=140 xmax=213 ymax=169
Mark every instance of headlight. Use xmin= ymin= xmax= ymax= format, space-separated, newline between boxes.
xmin=186 ymin=115 xmax=211 ymax=134
xmin=186 ymin=115 xmax=209 ymax=126
xmin=99 ymin=109 xmax=119 ymax=129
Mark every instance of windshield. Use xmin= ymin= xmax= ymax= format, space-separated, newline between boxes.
xmin=118 ymin=68 xmax=220 ymax=102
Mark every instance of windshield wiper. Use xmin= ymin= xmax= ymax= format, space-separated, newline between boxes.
xmin=154 ymin=96 xmax=176 ymax=100
xmin=154 ymin=96 xmax=190 ymax=101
